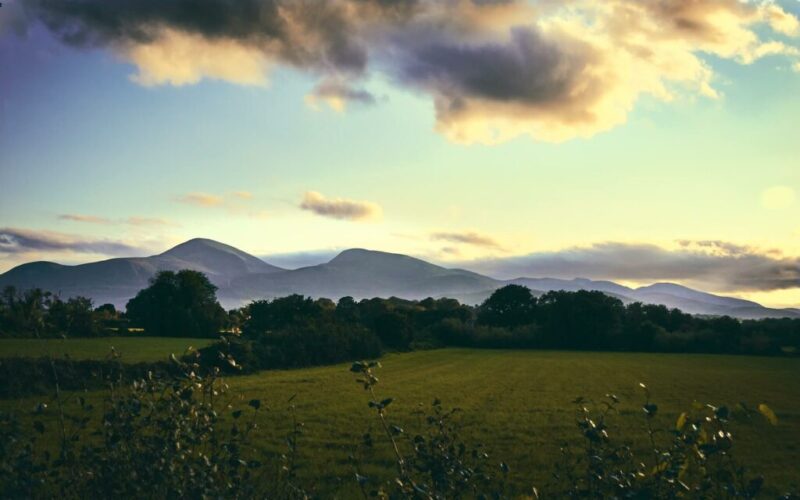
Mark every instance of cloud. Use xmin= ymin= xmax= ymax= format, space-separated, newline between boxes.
xmin=761 ymin=186 xmax=796 ymax=209
xmin=431 ymin=230 xmax=501 ymax=249
xmin=460 ymin=241 xmax=800 ymax=293
xmin=0 ymin=227 xmax=142 ymax=255
xmin=59 ymin=214 xmax=113 ymax=224
xmin=58 ymin=214 xmax=175 ymax=226
xmin=177 ymin=192 xmax=225 ymax=207
xmin=175 ymin=191 xmax=268 ymax=219
xmin=231 ymin=191 xmax=254 ymax=200
xmin=21 ymin=0 xmax=799 ymax=143
xmin=123 ymin=28 xmax=271 ymax=86
xmin=126 ymin=216 xmax=175 ymax=226
xmin=306 ymin=78 xmax=376 ymax=111
xmin=299 ymin=191 xmax=382 ymax=221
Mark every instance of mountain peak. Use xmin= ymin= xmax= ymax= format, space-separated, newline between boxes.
xmin=161 ymin=238 xmax=236 ymax=256
xmin=330 ymin=248 xmax=416 ymax=264
xmin=158 ymin=238 xmax=284 ymax=276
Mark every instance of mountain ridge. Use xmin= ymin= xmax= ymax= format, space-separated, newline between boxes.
xmin=0 ymin=238 xmax=796 ymax=319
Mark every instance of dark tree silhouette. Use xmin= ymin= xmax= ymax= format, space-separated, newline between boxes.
xmin=126 ymin=270 xmax=226 ymax=337
xmin=477 ymin=284 xmax=537 ymax=328
xmin=243 ymin=294 xmax=324 ymax=336
xmin=537 ymin=290 xmax=625 ymax=349
xmin=48 ymin=296 xmax=99 ymax=337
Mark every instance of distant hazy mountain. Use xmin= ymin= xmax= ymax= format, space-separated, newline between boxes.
xmin=232 ymin=248 xmax=499 ymax=303
xmin=0 ymin=238 xmax=283 ymax=307
xmin=0 ymin=238 xmax=797 ymax=319
xmin=510 ymin=277 xmax=634 ymax=297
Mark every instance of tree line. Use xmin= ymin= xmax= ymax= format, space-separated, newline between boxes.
xmin=1 ymin=272 xmax=798 ymax=367
xmin=0 ymin=286 xmax=121 ymax=338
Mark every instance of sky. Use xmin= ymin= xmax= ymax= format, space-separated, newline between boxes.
xmin=0 ymin=0 xmax=799 ymax=308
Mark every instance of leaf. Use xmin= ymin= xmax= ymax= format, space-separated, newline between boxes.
xmin=33 ymin=421 xmax=45 ymax=434
xmin=758 ymin=404 xmax=778 ymax=425
xmin=676 ymin=412 xmax=688 ymax=431
xmin=232 ymin=410 xmax=243 ymax=419
xmin=248 ymin=399 xmax=261 ymax=410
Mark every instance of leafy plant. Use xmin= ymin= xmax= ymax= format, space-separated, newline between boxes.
xmin=548 ymin=383 xmax=782 ymax=498
xmin=0 ymin=349 xmax=306 ymax=499
xmin=350 ymin=360 xmax=506 ymax=499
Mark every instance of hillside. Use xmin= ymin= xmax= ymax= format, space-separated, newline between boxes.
xmin=0 ymin=238 xmax=797 ymax=318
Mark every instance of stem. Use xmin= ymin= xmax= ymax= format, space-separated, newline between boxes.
xmin=368 ymin=385 xmax=407 ymax=479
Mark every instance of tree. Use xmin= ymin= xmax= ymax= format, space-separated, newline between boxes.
xmin=477 ymin=285 xmax=537 ymax=328
xmin=126 ymin=270 xmax=226 ymax=337
xmin=0 ymin=287 xmax=52 ymax=337
xmin=48 ymin=296 xmax=99 ymax=337
xmin=335 ymin=296 xmax=360 ymax=324
xmin=537 ymin=290 xmax=625 ymax=349
xmin=242 ymin=294 xmax=324 ymax=337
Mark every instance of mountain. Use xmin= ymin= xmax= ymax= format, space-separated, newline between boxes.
xmin=231 ymin=248 xmax=499 ymax=302
xmin=158 ymin=238 xmax=283 ymax=280
xmin=510 ymin=277 xmax=634 ymax=297
xmin=0 ymin=238 xmax=797 ymax=318
xmin=0 ymin=238 xmax=284 ymax=307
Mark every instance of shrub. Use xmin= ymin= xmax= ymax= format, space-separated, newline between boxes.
xmin=0 ymin=351 xmax=306 ymax=499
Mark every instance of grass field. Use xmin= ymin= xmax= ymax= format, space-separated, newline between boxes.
xmin=2 ymin=345 xmax=799 ymax=495
xmin=0 ymin=337 xmax=215 ymax=363
xmin=230 ymin=349 xmax=800 ymax=495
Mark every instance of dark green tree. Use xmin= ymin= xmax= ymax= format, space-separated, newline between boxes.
xmin=242 ymin=294 xmax=324 ymax=337
xmin=477 ymin=284 xmax=537 ymax=328
xmin=538 ymin=290 xmax=625 ymax=349
xmin=126 ymin=270 xmax=226 ymax=337
xmin=47 ymin=296 xmax=99 ymax=337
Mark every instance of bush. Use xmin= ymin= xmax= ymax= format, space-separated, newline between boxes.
xmin=547 ymin=385 xmax=779 ymax=498
xmin=194 ymin=322 xmax=382 ymax=373
xmin=0 ymin=352 xmax=306 ymax=499
xmin=0 ymin=356 xmax=174 ymax=398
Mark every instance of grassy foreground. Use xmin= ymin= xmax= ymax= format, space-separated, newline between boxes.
xmin=2 ymin=344 xmax=799 ymax=495
xmin=226 ymin=349 xmax=800 ymax=495
xmin=0 ymin=337 xmax=215 ymax=363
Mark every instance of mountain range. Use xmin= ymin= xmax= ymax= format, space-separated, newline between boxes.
xmin=0 ymin=238 xmax=797 ymax=319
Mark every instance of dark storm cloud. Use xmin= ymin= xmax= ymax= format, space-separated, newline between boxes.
xmin=18 ymin=0 xmax=800 ymax=142
xmin=27 ymin=0 xmax=281 ymax=44
xmin=460 ymin=242 xmax=800 ymax=292
xmin=21 ymin=0 xmax=425 ymax=73
xmin=0 ymin=228 xmax=141 ymax=255
xmin=394 ymin=26 xmax=590 ymax=106
xmin=23 ymin=0 xmax=376 ymax=73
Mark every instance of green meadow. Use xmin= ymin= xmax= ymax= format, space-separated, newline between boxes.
xmin=2 ymin=342 xmax=799 ymax=496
